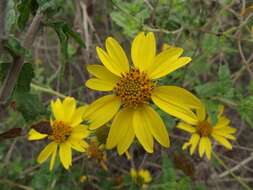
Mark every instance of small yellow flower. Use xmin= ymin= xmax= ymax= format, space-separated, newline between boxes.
xmin=86 ymin=137 xmax=108 ymax=170
xmin=131 ymin=168 xmax=152 ymax=185
xmin=80 ymin=175 xmax=87 ymax=183
xmin=84 ymin=32 xmax=201 ymax=154
xmin=28 ymin=97 xmax=90 ymax=170
xmin=177 ymin=104 xmax=236 ymax=160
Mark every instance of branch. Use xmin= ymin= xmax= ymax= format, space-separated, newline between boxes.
xmin=0 ymin=11 xmax=43 ymax=109
xmin=0 ymin=0 xmax=7 ymax=53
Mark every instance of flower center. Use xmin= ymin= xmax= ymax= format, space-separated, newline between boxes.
xmin=49 ymin=121 xmax=72 ymax=143
xmin=196 ymin=121 xmax=212 ymax=137
xmin=114 ymin=68 xmax=154 ymax=107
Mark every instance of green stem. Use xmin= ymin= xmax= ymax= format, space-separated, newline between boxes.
xmin=31 ymin=83 xmax=66 ymax=98
xmin=212 ymin=151 xmax=252 ymax=190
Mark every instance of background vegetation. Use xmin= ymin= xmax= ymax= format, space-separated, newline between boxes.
xmin=0 ymin=0 xmax=253 ymax=189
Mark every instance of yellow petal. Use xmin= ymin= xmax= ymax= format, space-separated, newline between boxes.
xmin=152 ymin=86 xmax=201 ymax=109
xmin=212 ymin=134 xmax=233 ymax=150
xmin=69 ymin=137 xmax=88 ymax=152
xmin=205 ymin=138 xmax=212 ymax=160
xmin=131 ymin=32 xmax=145 ymax=69
xmin=189 ymin=133 xmax=200 ymax=155
xmin=151 ymin=57 xmax=191 ymax=79
xmin=117 ymin=112 xmax=135 ymax=155
xmin=51 ymin=99 xmax=64 ymax=120
xmin=87 ymin=64 xmax=120 ymax=84
xmin=182 ymin=142 xmax=191 ymax=150
xmin=131 ymin=32 xmax=156 ymax=71
xmin=62 ymin=97 xmax=76 ymax=123
xmin=196 ymin=103 xmax=206 ymax=122
xmin=37 ymin=142 xmax=57 ymax=164
xmin=50 ymin=145 xmax=57 ymax=171
xmin=199 ymin=137 xmax=207 ymax=158
xmin=214 ymin=116 xmax=230 ymax=128
xmin=147 ymin=47 xmax=183 ymax=78
xmin=28 ymin=129 xmax=48 ymax=140
xmin=105 ymin=37 xmax=129 ymax=73
xmin=212 ymin=130 xmax=236 ymax=140
xmin=59 ymin=142 xmax=72 ymax=170
xmin=177 ymin=122 xmax=196 ymax=133
xmin=133 ymin=107 xmax=154 ymax=153
xmin=152 ymin=93 xmax=198 ymax=125
xmin=142 ymin=105 xmax=170 ymax=147
xmin=106 ymin=108 xmax=134 ymax=152
xmin=213 ymin=126 xmax=236 ymax=134
xmin=70 ymin=106 xmax=87 ymax=126
xmin=84 ymin=95 xmax=121 ymax=130
xmin=70 ymin=125 xmax=90 ymax=139
xmin=96 ymin=47 xmax=126 ymax=76
xmin=130 ymin=168 xmax=137 ymax=178
xmin=86 ymin=78 xmax=115 ymax=91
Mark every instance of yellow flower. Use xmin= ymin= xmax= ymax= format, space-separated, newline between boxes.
xmin=131 ymin=168 xmax=152 ymax=185
xmin=28 ymin=97 xmax=90 ymax=170
xmin=84 ymin=32 xmax=201 ymax=154
xmin=177 ymin=104 xmax=236 ymax=160
xmin=80 ymin=175 xmax=87 ymax=183
xmin=86 ymin=137 xmax=108 ymax=170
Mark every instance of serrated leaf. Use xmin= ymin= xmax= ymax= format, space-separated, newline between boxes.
xmin=238 ymin=96 xmax=253 ymax=128
xmin=110 ymin=0 xmax=150 ymax=37
xmin=161 ymin=153 xmax=177 ymax=189
xmin=177 ymin=177 xmax=192 ymax=190
xmin=195 ymin=64 xmax=234 ymax=100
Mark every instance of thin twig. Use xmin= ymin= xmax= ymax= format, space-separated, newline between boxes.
xmin=219 ymin=153 xmax=253 ymax=178
xmin=31 ymin=83 xmax=66 ymax=99
xmin=0 ymin=10 xmax=43 ymax=108
xmin=0 ymin=0 xmax=6 ymax=54
xmin=212 ymin=151 xmax=253 ymax=190
xmin=0 ymin=178 xmax=33 ymax=190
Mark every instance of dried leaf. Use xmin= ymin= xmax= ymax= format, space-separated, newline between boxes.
xmin=241 ymin=5 xmax=253 ymax=17
xmin=30 ymin=120 xmax=52 ymax=135
xmin=0 ymin=128 xmax=22 ymax=140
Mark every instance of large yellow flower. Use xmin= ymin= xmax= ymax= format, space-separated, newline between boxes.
xmin=28 ymin=97 xmax=90 ymax=170
xmin=84 ymin=32 xmax=201 ymax=154
xmin=177 ymin=104 xmax=236 ymax=160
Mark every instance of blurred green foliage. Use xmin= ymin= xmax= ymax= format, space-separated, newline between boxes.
xmin=0 ymin=0 xmax=253 ymax=189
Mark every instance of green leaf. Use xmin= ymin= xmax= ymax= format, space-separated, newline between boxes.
xmin=0 ymin=62 xmax=10 ymax=83
xmin=203 ymin=100 xmax=219 ymax=125
xmin=14 ymin=92 xmax=48 ymax=122
xmin=110 ymin=0 xmax=150 ymax=37
xmin=195 ymin=64 xmax=234 ymax=100
xmin=3 ymin=36 xmax=26 ymax=57
xmin=5 ymin=0 xmax=17 ymax=33
xmin=46 ymin=21 xmax=85 ymax=63
xmin=15 ymin=63 xmax=35 ymax=93
xmin=195 ymin=183 xmax=206 ymax=190
xmin=177 ymin=177 xmax=192 ymax=190
xmin=16 ymin=0 xmax=32 ymax=30
xmin=161 ymin=153 xmax=177 ymax=189
xmin=238 ymin=96 xmax=253 ymax=128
